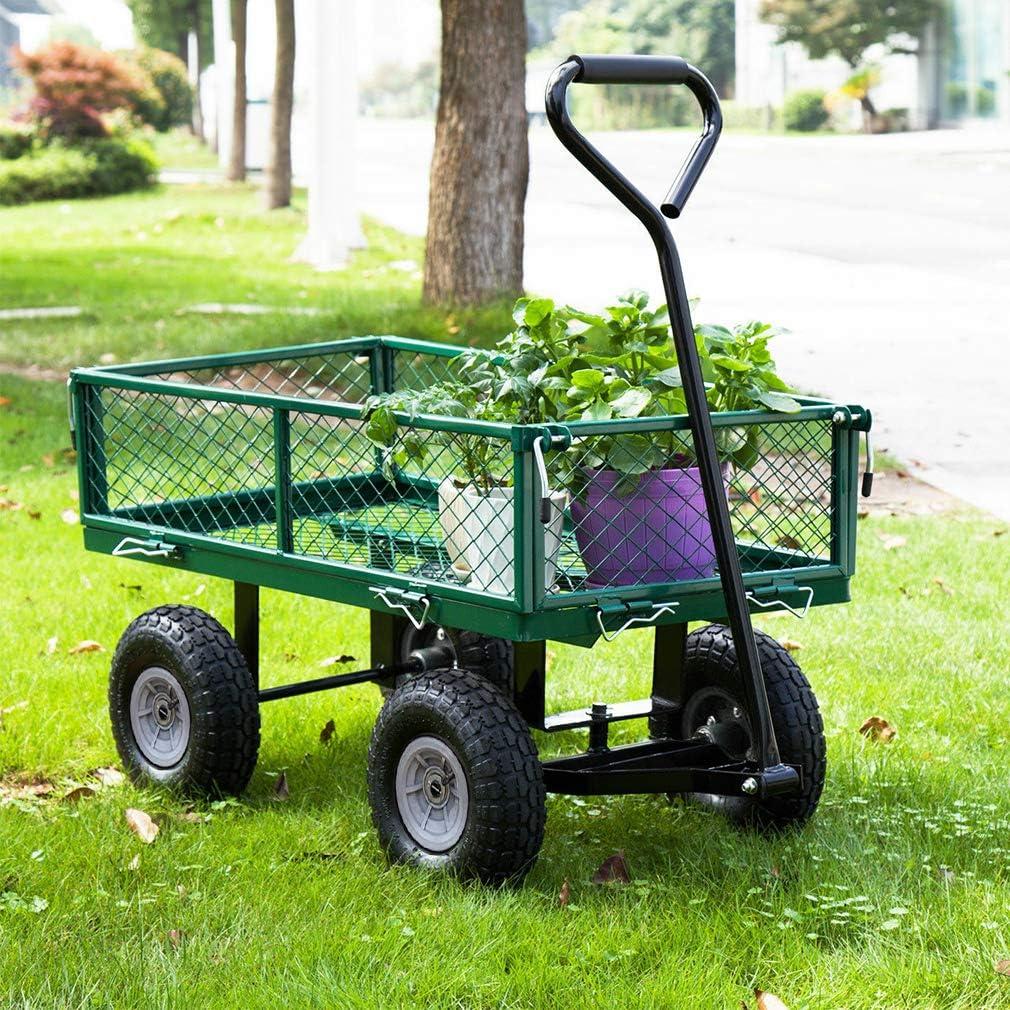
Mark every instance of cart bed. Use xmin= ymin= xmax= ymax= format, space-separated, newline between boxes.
xmin=71 ymin=336 xmax=869 ymax=644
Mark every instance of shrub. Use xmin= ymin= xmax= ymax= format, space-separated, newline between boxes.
xmin=13 ymin=41 xmax=158 ymax=141
xmin=83 ymin=135 xmax=159 ymax=194
xmin=783 ymin=89 xmax=829 ymax=132
xmin=0 ymin=122 xmax=34 ymax=160
xmin=123 ymin=47 xmax=193 ymax=131
xmin=0 ymin=146 xmax=94 ymax=204
xmin=0 ymin=135 xmax=159 ymax=205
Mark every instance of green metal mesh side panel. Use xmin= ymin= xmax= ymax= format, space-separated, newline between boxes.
xmin=544 ymin=417 xmax=836 ymax=597
xmin=144 ymin=351 xmax=374 ymax=404
xmin=79 ymin=343 xmax=846 ymax=613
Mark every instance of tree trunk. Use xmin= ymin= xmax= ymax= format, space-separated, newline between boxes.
xmin=265 ymin=0 xmax=295 ymax=209
xmin=860 ymin=93 xmax=878 ymax=131
xmin=227 ymin=0 xmax=248 ymax=182
xmin=422 ymin=0 xmax=528 ymax=306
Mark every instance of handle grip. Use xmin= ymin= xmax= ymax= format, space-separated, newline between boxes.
xmin=572 ymin=54 xmax=690 ymax=85
xmin=548 ymin=54 xmax=721 ymax=220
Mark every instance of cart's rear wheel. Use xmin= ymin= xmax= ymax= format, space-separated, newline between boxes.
xmin=387 ymin=624 xmax=514 ymax=694
xmin=680 ymin=623 xmax=825 ymax=831
xmin=367 ymin=668 xmax=545 ymax=885
xmin=109 ymin=605 xmax=260 ymax=796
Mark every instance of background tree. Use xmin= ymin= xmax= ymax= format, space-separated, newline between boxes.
xmin=264 ymin=0 xmax=295 ymax=209
xmin=126 ymin=0 xmax=212 ymax=138
xmin=423 ymin=0 xmax=528 ymax=306
xmin=226 ymin=0 xmax=248 ymax=183
xmin=759 ymin=0 xmax=941 ymax=119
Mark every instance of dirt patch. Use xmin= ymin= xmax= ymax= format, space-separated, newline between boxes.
xmin=0 ymin=362 xmax=68 ymax=382
xmin=862 ymin=468 xmax=962 ymax=517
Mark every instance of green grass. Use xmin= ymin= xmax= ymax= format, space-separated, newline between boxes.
xmin=149 ymin=129 xmax=221 ymax=173
xmin=3 ymin=185 xmax=1010 ymax=1008
xmin=0 ymin=183 xmax=512 ymax=372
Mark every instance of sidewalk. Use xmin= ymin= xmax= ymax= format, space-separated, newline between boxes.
xmin=356 ymin=120 xmax=1010 ymax=520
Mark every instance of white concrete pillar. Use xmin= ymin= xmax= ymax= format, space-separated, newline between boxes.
xmin=211 ymin=0 xmax=234 ymax=169
xmin=294 ymin=0 xmax=363 ymax=269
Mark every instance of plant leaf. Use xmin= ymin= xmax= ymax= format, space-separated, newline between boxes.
xmin=68 ymin=640 xmax=103 ymax=655
xmin=753 ymin=390 xmax=802 ymax=414
xmin=859 ymin=716 xmax=896 ymax=743
xmin=755 ymin=990 xmax=790 ymax=1010
xmin=610 ymin=387 xmax=652 ymax=418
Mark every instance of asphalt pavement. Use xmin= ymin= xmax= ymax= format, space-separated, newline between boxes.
xmin=357 ymin=119 xmax=1010 ymax=520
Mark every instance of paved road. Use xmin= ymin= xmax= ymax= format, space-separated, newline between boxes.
xmin=358 ymin=120 xmax=1010 ymax=520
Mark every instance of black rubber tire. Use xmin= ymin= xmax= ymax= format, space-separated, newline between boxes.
xmin=385 ymin=624 xmax=514 ymax=695
xmin=109 ymin=605 xmax=260 ymax=796
xmin=367 ymin=668 xmax=545 ymax=885
xmin=681 ymin=623 xmax=825 ymax=831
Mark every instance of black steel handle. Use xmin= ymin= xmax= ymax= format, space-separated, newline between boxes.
xmin=573 ymin=54 xmax=690 ymax=86
xmin=552 ymin=54 xmax=722 ymax=219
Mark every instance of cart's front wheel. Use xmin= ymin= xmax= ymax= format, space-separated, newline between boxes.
xmin=109 ymin=605 xmax=260 ymax=795
xmin=367 ymin=668 xmax=545 ymax=885
xmin=680 ymin=624 xmax=825 ymax=831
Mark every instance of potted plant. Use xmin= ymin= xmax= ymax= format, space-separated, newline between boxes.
xmin=550 ymin=295 xmax=800 ymax=586
xmin=364 ymin=298 xmax=580 ymax=595
xmin=365 ymin=291 xmax=800 ymax=592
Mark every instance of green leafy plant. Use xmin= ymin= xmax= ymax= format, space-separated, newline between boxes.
xmin=363 ymin=292 xmax=800 ymax=496
xmin=783 ymin=89 xmax=829 ymax=132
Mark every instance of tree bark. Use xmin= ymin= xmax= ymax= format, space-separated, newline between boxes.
xmin=265 ymin=0 xmax=295 ymax=208
xmin=422 ymin=0 xmax=528 ymax=306
xmin=227 ymin=0 xmax=248 ymax=182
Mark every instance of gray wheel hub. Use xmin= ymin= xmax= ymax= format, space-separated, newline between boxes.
xmin=129 ymin=667 xmax=191 ymax=768
xmin=394 ymin=735 xmax=469 ymax=852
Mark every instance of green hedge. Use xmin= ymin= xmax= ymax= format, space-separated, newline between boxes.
xmin=0 ymin=123 xmax=34 ymax=160
xmin=0 ymin=135 xmax=159 ymax=205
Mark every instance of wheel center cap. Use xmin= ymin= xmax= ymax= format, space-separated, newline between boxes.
xmin=153 ymin=692 xmax=175 ymax=728
xmin=422 ymin=767 xmax=450 ymax=808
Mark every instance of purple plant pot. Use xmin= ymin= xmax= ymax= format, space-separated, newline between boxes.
xmin=570 ymin=466 xmax=729 ymax=587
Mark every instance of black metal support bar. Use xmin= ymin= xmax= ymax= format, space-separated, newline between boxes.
xmin=514 ymin=640 xmax=547 ymax=729
xmin=543 ymin=698 xmax=652 ymax=733
xmin=234 ymin=581 xmax=259 ymax=684
xmin=541 ymin=737 xmax=801 ymax=798
xmin=650 ymin=622 xmax=687 ymax=738
xmin=258 ymin=666 xmax=386 ymax=702
xmin=545 ymin=57 xmax=783 ymax=772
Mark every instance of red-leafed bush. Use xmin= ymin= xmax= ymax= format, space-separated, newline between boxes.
xmin=13 ymin=41 xmax=157 ymax=141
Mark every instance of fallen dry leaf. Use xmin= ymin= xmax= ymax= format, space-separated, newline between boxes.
xmin=45 ymin=636 xmax=58 ymax=655
xmin=60 ymin=507 xmax=79 ymax=524
xmin=592 ymin=851 xmax=630 ymax=885
xmin=41 ymin=453 xmax=54 ymax=468
xmin=748 ymin=487 xmax=763 ymax=507
xmin=128 ymin=853 xmax=140 ymax=871
xmin=994 ymin=529 xmax=1007 ymax=538
xmin=274 ymin=771 xmax=289 ymax=801
xmin=68 ymin=640 xmax=103 ymax=655
xmin=62 ymin=785 xmax=97 ymax=804
xmin=0 ymin=396 xmax=10 ymax=406
xmin=319 ymin=654 xmax=356 ymax=668
xmin=0 ymin=700 xmax=29 ymax=718
xmin=755 ymin=990 xmax=790 ymax=1010
xmin=931 ymin=577 xmax=954 ymax=596
xmin=125 ymin=808 xmax=159 ymax=844
xmin=780 ymin=639 xmax=802 ymax=653
xmin=167 ymin=929 xmax=184 ymax=949
xmin=879 ymin=534 xmax=907 ymax=551
xmin=996 ymin=959 xmax=1010 ymax=977
xmin=0 ymin=498 xmax=23 ymax=511
xmin=859 ymin=716 xmax=897 ymax=743
xmin=559 ymin=878 xmax=571 ymax=908
xmin=27 ymin=509 xmax=41 ymax=520
xmin=68 ymin=638 xmax=103 ymax=654
xmin=92 ymin=767 xmax=125 ymax=788
xmin=776 ymin=535 xmax=802 ymax=550
xmin=0 ymin=777 xmax=53 ymax=801
xmin=319 ymin=719 xmax=336 ymax=744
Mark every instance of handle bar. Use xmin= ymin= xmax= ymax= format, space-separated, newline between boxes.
xmin=548 ymin=53 xmax=722 ymax=219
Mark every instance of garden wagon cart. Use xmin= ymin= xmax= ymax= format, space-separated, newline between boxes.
xmin=69 ymin=55 xmax=873 ymax=885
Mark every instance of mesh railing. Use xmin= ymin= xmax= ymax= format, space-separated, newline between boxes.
xmin=544 ymin=418 xmax=835 ymax=597
xmin=81 ymin=345 xmax=840 ymax=610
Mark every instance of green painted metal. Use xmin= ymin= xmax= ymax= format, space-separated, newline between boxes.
xmin=70 ymin=336 xmax=870 ymax=647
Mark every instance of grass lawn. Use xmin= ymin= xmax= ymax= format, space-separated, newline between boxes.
xmin=3 ymin=185 xmax=1010 ymax=1009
